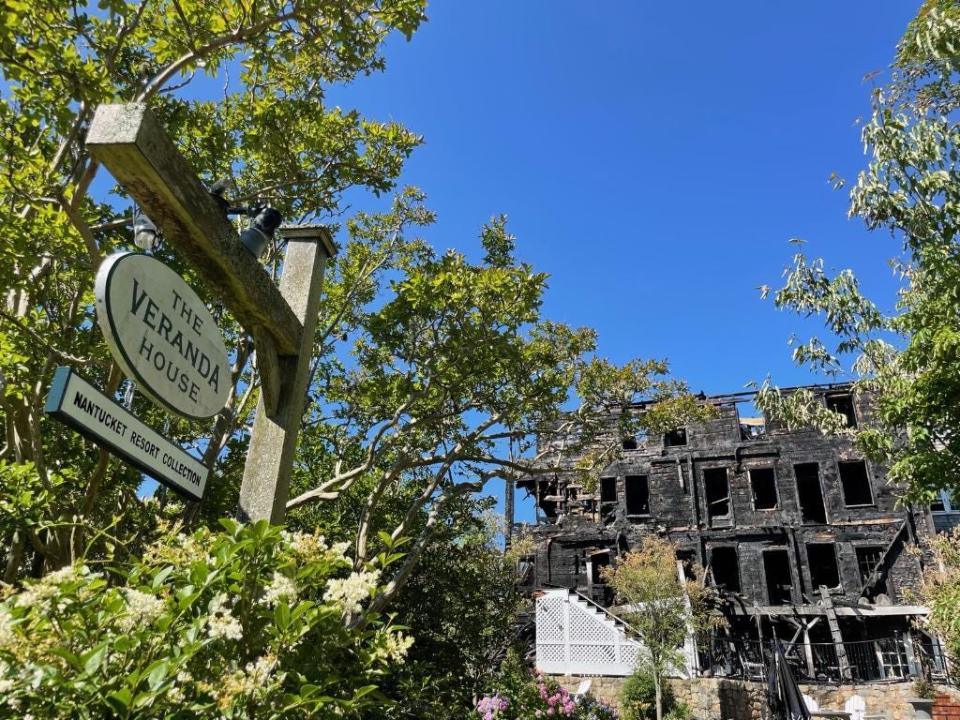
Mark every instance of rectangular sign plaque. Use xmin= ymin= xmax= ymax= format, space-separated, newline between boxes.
xmin=44 ymin=366 xmax=207 ymax=500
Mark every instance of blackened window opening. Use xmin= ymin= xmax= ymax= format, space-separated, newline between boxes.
xmin=763 ymin=549 xmax=793 ymax=605
xmin=664 ymin=428 xmax=687 ymax=446
xmin=839 ymin=460 xmax=874 ymax=506
xmin=622 ymin=436 xmax=638 ymax=450
xmin=600 ymin=476 xmax=617 ymax=504
xmin=711 ymin=546 xmax=741 ymax=592
xmin=677 ymin=550 xmax=698 ymax=582
xmin=807 ymin=543 xmax=840 ymax=588
xmin=590 ymin=552 xmax=610 ymax=585
xmin=625 ymin=475 xmax=650 ymax=515
xmin=795 ymin=463 xmax=827 ymax=524
xmin=826 ymin=393 xmax=857 ymax=428
xmin=750 ymin=468 xmax=778 ymax=510
xmin=856 ymin=546 xmax=884 ymax=584
xmin=704 ymin=468 xmax=730 ymax=521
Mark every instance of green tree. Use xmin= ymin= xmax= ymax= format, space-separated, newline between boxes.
xmin=921 ymin=528 xmax=960 ymax=669
xmin=602 ymin=537 xmax=691 ymax=720
xmin=0 ymin=5 xmax=710 ymax=714
xmin=0 ymin=0 xmax=426 ymax=579
xmin=757 ymin=1 xmax=960 ymax=504
xmin=363 ymin=501 xmax=522 ymax=719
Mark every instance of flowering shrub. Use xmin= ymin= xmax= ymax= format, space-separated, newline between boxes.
xmin=0 ymin=519 xmax=409 ymax=718
xmin=476 ymin=653 xmax=617 ymax=720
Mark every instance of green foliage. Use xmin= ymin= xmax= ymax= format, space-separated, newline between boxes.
xmin=761 ymin=1 xmax=960 ymax=504
xmin=475 ymin=650 xmax=619 ymax=720
xmin=0 ymin=519 xmax=409 ymax=718
xmin=0 ymin=0 xmax=427 ymax=580
xmin=620 ymin=671 xmax=675 ymax=720
xmin=0 ymin=2 xmax=708 ymax=717
xmin=370 ymin=502 xmax=523 ymax=720
xmin=603 ymin=537 xmax=692 ymax=720
xmin=922 ymin=528 xmax=960 ymax=670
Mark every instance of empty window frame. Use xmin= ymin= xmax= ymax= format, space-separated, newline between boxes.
xmin=625 ymin=475 xmax=650 ymax=515
xmin=931 ymin=489 xmax=955 ymax=512
xmin=856 ymin=546 xmax=884 ymax=584
xmin=600 ymin=476 xmax=617 ymax=504
xmin=825 ymin=393 xmax=858 ymax=428
xmin=622 ymin=436 xmax=638 ymax=450
xmin=807 ymin=543 xmax=841 ymax=589
xmin=677 ymin=550 xmax=698 ymax=583
xmin=664 ymin=428 xmax=687 ymax=447
xmin=589 ymin=550 xmax=610 ymax=585
xmin=838 ymin=460 xmax=873 ymax=506
xmin=749 ymin=467 xmax=778 ymax=510
xmin=739 ymin=416 xmax=767 ymax=439
xmin=763 ymin=549 xmax=793 ymax=605
xmin=931 ymin=493 xmax=947 ymax=512
xmin=795 ymin=463 xmax=827 ymax=524
xmin=704 ymin=468 xmax=731 ymax=522
xmin=710 ymin=546 xmax=741 ymax=592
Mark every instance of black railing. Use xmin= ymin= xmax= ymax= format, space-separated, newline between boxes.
xmin=698 ymin=634 xmax=953 ymax=685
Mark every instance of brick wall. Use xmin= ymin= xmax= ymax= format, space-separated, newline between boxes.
xmin=934 ymin=693 xmax=960 ymax=720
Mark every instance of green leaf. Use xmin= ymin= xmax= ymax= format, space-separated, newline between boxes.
xmin=105 ymin=688 xmax=132 ymax=714
xmin=82 ymin=641 xmax=109 ymax=675
xmin=145 ymin=659 xmax=170 ymax=690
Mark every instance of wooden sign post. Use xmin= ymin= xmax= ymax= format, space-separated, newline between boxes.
xmin=86 ymin=103 xmax=336 ymax=523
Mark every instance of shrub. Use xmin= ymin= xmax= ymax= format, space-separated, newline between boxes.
xmin=475 ymin=651 xmax=618 ymax=719
xmin=0 ymin=519 xmax=410 ymax=718
xmin=620 ymin=670 xmax=676 ymax=720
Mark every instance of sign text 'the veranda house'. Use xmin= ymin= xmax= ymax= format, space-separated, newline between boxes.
xmin=95 ymin=252 xmax=230 ymax=420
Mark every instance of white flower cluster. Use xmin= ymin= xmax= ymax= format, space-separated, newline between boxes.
xmin=169 ymin=668 xmax=193 ymax=702
xmin=0 ymin=607 xmax=14 ymax=648
xmin=281 ymin=530 xmax=350 ymax=563
xmin=212 ymin=655 xmax=277 ymax=708
xmin=244 ymin=654 xmax=276 ymax=685
xmin=323 ymin=568 xmax=381 ymax=616
xmin=13 ymin=564 xmax=82 ymax=609
xmin=117 ymin=588 xmax=165 ymax=632
xmin=207 ymin=593 xmax=243 ymax=641
xmin=260 ymin=572 xmax=297 ymax=607
xmin=380 ymin=632 xmax=413 ymax=663
xmin=0 ymin=661 xmax=14 ymax=694
xmin=145 ymin=532 xmax=210 ymax=566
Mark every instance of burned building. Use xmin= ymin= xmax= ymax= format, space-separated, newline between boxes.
xmin=517 ymin=384 xmax=948 ymax=684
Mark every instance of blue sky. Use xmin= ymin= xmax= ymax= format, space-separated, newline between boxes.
xmin=320 ymin=2 xmax=919 ymax=521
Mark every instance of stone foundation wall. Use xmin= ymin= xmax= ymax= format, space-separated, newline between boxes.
xmin=551 ymin=674 xmax=960 ymax=720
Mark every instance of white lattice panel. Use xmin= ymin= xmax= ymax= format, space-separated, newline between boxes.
xmin=536 ymin=596 xmax=566 ymax=643
xmin=568 ymin=605 xmax=617 ymax=644
xmin=570 ymin=644 xmax=618 ymax=665
xmin=535 ymin=589 xmax=642 ymax=676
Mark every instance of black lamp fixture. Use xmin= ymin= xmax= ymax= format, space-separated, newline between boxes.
xmin=132 ymin=207 xmax=158 ymax=252
xmin=238 ymin=206 xmax=283 ymax=259
xmin=207 ymin=180 xmax=282 ymax=259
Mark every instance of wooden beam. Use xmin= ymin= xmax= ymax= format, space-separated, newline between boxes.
xmin=86 ymin=103 xmax=303 ymax=356
xmin=819 ymin=587 xmax=852 ymax=681
xmin=239 ymin=227 xmax=332 ymax=523
xmin=731 ymin=603 xmax=928 ymax=617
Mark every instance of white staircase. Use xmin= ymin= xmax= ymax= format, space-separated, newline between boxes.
xmin=535 ymin=588 xmax=642 ymax=676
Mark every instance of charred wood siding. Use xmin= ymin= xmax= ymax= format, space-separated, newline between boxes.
xmin=520 ymin=386 xmax=933 ymax=612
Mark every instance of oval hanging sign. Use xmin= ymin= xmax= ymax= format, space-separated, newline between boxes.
xmin=95 ymin=252 xmax=230 ymax=420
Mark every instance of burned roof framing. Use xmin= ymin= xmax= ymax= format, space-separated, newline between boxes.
xmin=516 ymin=384 xmax=945 ymax=684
